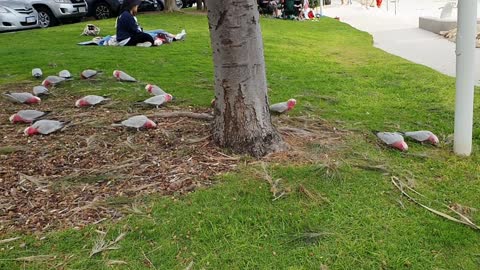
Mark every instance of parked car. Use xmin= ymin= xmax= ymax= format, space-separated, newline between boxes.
xmin=181 ymin=0 xmax=195 ymax=8
xmin=85 ymin=0 xmax=121 ymax=19
xmin=0 ymin=0 xmax=39 ymax=32
xmin=29 ymin=0 xmax=88 ymax=28
xmin=86 ymin=0 xmax=159 ymax=20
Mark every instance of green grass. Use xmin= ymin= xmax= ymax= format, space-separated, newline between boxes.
xmin=1 ymin=11 xmax=480 ymax=269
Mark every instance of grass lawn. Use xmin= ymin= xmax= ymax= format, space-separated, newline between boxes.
xmin=0 ymin=11 xmax=480 ymax=269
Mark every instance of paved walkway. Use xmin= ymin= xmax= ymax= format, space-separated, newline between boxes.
xmin=323 ymin=1 xmax=480 ymax=84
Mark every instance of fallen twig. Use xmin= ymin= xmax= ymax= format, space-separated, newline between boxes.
xmin=186 ymin=135 xmax=212 ymax=144
xmin=0 ymin=255 xmax=56 ymax=262
xmin=149 ymin=111 xmax=213 ymax=121
xmin=0 ymin=237 xmax=21 ymax=245
xmin=391 ymin=176 xmax=480 ymax=230
xmin=18 ymin=173 xmax=50 ymax=190
xmin=90 ymin=231 xmax=127 ymax=257
xmin=298 ymin=184 xmax=330 ymax=203
xmin=352 ymin=164 xmax=389 ymax=173
xmin=106 ymin=260 xmax=128 ymax=266
xmin=260 ymin=162 xmax=290 ymax=201
xmin=185 ymin=261 xmax=194 ymax=270
xmin=142 ymin=250 xmax=157 ymax=270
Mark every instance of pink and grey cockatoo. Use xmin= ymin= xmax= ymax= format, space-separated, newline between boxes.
xmin=113 ymin=70 xmax=137 ymax=82
xmin=269 ymin=99 xmax=297 ymax=114
xmin=59 ymin=70 xmax=72 ymax=79
xmin=9 ymin=110 xmax=51 ymax=124
xmin=42 ymin=76 xmax=67 ymax=87
xmin=32 ymin=68 xmax=42 ymax=79
xmin=75 ymin=95 xmax=110 ymax=107
xmin=142 ymin=94 xmax=172 ymax=108
xmin=113 ymin=115 xmax=157 ymax=130
xmin=33 ymin=86 xmax=49 ymax=96
xmin=81 ymin=69 xmax=101 ymax=79
xmin=24 ymin=120 xmax=69 ymax=136
xmin=145 ymin=84 xmax=166 ymax=96
xmin=375 ymin=131 xmax=408 ymax=151
xmin=3 ymin=92 xmax=41 ymax=104
xmin=402 ymin=131 xmax=439 ymax=146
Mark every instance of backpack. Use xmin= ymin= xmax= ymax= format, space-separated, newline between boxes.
xmin=82 ymin=24 xmax=101 ymax=36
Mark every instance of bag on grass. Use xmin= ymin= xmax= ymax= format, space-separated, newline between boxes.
xmin=82 ymin=24 xmax=101 ymax=36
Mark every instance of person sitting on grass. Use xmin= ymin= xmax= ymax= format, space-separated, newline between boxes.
xmin=116 ymin=0 xmax=154 ymax=47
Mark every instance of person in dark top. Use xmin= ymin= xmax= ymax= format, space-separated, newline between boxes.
xmin=116 ymin=0 xmax=154 ymax=47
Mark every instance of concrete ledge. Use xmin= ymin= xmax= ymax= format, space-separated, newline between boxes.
xmin=419 ymin=16 xmax=458 ymax=34
xmin=419 ymin=16 xmax=480 ymax=34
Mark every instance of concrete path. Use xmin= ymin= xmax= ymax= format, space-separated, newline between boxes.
xmin=323 ymin=1 xmax=480 ymax=84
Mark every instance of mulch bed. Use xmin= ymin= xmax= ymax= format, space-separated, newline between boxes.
xmin=0 ymin=83 xmax=345 ymax=233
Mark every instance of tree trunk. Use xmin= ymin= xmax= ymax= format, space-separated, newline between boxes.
xmin=196 ymin=0 xmax=203 ymax=10
xmin=205 ymin=0 xmax=285 ymax=157
xmin=165 ymin=0 xmax=180 ymax=12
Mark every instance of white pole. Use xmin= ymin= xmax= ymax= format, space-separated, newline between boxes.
xmin=454 ymin=0 xmax=477 ymax=156
xmin=319 ymin=0 xmax=323 ymax=16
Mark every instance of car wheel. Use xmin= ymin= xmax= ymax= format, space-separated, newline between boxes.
xmin=36 ymin=7 xmax=56 ymax=28
xmin=95 ymin=2 xmax=112 ymax=20
xmin=177 ymin=0 xmax=184 ymax=8
xmin=156 ymin=0 xmax=164 ymax=11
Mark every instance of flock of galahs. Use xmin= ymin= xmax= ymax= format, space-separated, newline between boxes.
xmin=4 ymin=68 xmax=298 ymax=136
xmin=375 ymin=130 xmax=440 ymax=151
xmin=7 ymin=68 xmax=440 ymax=152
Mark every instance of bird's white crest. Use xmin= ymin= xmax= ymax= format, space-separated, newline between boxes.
xmin=23 ymin=126 xmax=31 ymax=135
xmin=9 ymin=114 xmax=15 ymax=123
xmin=75 ymin=99 xmax=81 ymax=107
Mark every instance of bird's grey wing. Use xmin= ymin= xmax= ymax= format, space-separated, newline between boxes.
xmin=405 ymin=131 xmax=430 ymax=142
xmin=19 ymin=110 xmax=45 ymax=120
xmin=269 ymin=102 xmax=286 ymax=113
xmin=36 ymin=120 xmax=63 ymax=134
xmin=378 ymin=132 xmax=403 ymax=145
xmin=121 ymin=116 xmax=146 ymax=128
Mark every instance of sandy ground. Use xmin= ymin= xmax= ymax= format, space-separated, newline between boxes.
xmin=324 ymin=0 xmax=480 ymax=84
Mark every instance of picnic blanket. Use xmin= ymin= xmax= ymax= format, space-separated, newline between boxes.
xmin=77 ymin=29 xmax=175 ymax=46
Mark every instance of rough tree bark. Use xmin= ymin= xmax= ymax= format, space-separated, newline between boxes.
xmin=205 ymin=0 xmax=285 ymax=157
xmin=165 ymin=0 xmax=180 ymax=12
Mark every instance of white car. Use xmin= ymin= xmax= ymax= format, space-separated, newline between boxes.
xmin=0 ymin=0 xmax=39 ymax=32
xmin=29 ymin=0 xmax=88 ymax=28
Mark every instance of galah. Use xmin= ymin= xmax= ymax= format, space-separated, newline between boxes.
xmin=32 ymin=68 xmax=42 ymax=78
xmin=114 ymin=115 xmax=157 ymax=130
xmin=81 ymin=69 xmax=101 ymax=79
xmin=145 ymin=84 xmax=166 ymax=96
xmin=402 ymin=131 xmax=439 ymax=146
xmin=375 ymin=131 xmax=408 ymax=151
xmin=142 ymin=94 xmax=172 ymax=108
xmin=42 ymin=76 xmax=67 ymax=87
xmin=113 ymin=70 xmax=137 ymax=82
xmin=3 ymin=92 xmax=41 ymax=104
xmin=59 ymin=70 xmax=72 ymax=79
xmin=24 ymin=120 xmax=69 ymax=136
xmin=33 ymin=86 xmax=49 ymax=96
xmin=269 ymin=99 xmax=297 ymax=114
xmin=75 ymin=95 xmax=110 ymax=107
xmin=9 ymin=110 xmax=51 ymax=124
